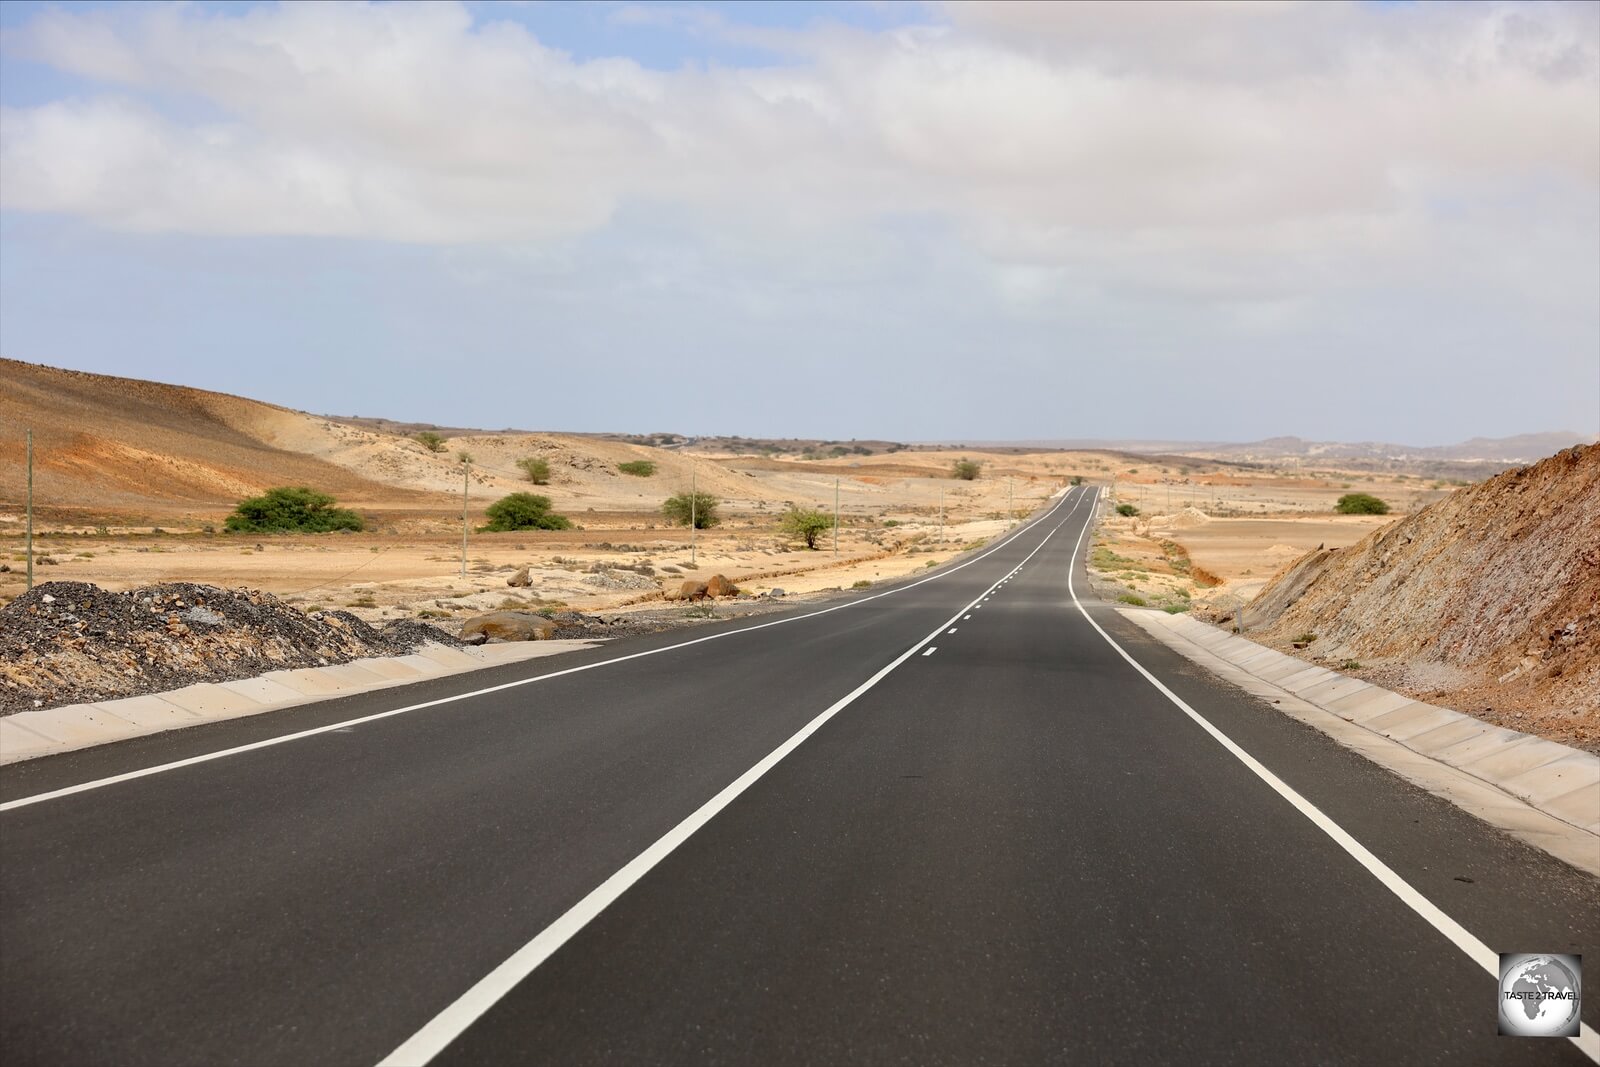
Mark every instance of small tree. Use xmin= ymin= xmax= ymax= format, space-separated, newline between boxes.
xmin=952 ymin=458 xmax=981 ymax=481
xmin=1070 ymin=475 xmax=1085 ymax=486
xmin=617 ymin=460 xmax=656 ymax=477
xmin=457 ymin=450 xmax=474 ymax=465
xmin=662 ymin=492 xmax=720 ymax=529
xmin=225 ymin=487 xmax=364 ymax=533
xmin=479 ymin=493 xmax=572 ymax=532
xmin=1336 ymin=493 xmax=1390 ymax=515
xmin=414 ymin=431 xmax=446 ymax=453
xmin=1116 ymin=503 xmax=1139 ymax=517
xmin=518 ymin=457 xmax=552 ymax=484
xmin=781 ymin=507 xmax=832 ymax=550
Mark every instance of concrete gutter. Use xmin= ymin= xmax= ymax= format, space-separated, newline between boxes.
xmin=0 ymin=640 xmax=599 ymax=766
xmin=1121 ymin=609 xmax=1600 ymax=878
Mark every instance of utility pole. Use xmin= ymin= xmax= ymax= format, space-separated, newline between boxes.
xmin=690 ymin=466 xmax=697 ymax=567
xmin=25 ymin=429 xmax=34 ymax=592
xmin=833 ymin=477 xmax=840 ymax=557
xmin=460 ymin=455 xmax=469 ymax=579
xmin=1007 ymin=477 xmax=1013 ymax=525
xmin=939 ymin=486 xmax=945 ymax=545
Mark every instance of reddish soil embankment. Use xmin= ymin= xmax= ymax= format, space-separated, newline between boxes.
xmin=1243 ymin=445 xmax=1599 ymax=752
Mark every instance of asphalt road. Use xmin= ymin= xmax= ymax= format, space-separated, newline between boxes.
xmin=2 ymin=486 xmax=1596 ymax=1066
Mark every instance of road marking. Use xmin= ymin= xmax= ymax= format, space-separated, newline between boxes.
xmin=922 ymin=647 xmax=938 ymax=657
xmin=946 ymin=628 xmax=957 ymax=634
xmin=1 ymin=491 xmax=1089 ymax=813
xmin=374 ymin=485 xmax=1094 ymax=1067
xmin=963 ymin=615 xmax=971 ymax=620
xmin=1061 ymin=488 xmax=1600 ymax=1065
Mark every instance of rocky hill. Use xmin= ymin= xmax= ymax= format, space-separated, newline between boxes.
xmin=1242 ymin=444 xmax=1599 ymax=750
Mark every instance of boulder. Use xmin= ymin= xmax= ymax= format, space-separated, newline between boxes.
xmin=677 ymin=580 xmax=710 ymax=601
xmin=705 ymin=574 xmax=739 ymax=598
xmin=506 ymin=566 xmax=533 ymax=588
xmin=459 ymin=611 xmax=557 ymax=642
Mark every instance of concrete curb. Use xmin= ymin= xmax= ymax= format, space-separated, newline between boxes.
xmin=1120 ymin=609 xmax=1600 ymax=878
xmin=0 ymin=640 xmax=600 ymax=766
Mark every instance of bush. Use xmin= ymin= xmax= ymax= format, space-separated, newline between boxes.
xmin=952 ymin=458 xmax=981 ymax=481
xmin=479 ymin=493 xmax=572 ymax=532
xmin=225 ymin=487 xmax=364 ymax=533
xmin=781 ymin=507 xmax=832 ymax=549
xmin=414 ymin=431 xmax=446 ymax=453
xmin=1116 ymin=503 xmax=1139 ymax=517
xmin=517 ymin=457 xmax=552 ymax=484
xmin=662 ymin=492 xmax=720 ymax=529
xmin=1336 ymin=493 xmax=1390 ymax=515
xmin=617 ymin=460 xmax=656 ymax=477
xmin=852 ymin=579 xmax=872 ymax=589
xmin=1117 ymin=593 xmax=1147 ymax=606
xmin=1070 ymin=475 xmax=1085 ymax=486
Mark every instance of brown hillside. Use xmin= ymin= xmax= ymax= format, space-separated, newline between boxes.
xmin=1245 ymin=444 xmax=1599 ymax=748
xmin=0 ymin=359 xmax=423 ymax=517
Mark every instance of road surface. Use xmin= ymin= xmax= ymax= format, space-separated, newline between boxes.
xmin=3 ymin=487 xmax=1596 ymax=1065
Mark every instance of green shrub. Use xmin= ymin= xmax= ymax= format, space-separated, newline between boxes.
xmin=1115 ymin=503 xmax=1139 ymax=517
xmin=662 ymin=492 xmax=720 ymax=529
xmin=1163 ymin=603 xmax=1189 ymax=614
xmin=1340 ymin=659 xmax=1364 ymax=670
xmin=225 ymin=487 xmax=365 ymax=533
xmin=617 ymin=460 xmax=656 ymax=477
xmin=1335 ymin=493 xmax=1389 ymax=515
xmin=518 ymin=457 xmax=552 ymax=484
xmin=414 ymin=431 xmax=446 ymax=453
xmin=781 ymin=507 xmax=832 ymax=549
xmin=952 ymin=458 xmax=981 ymax=481
xmin=479 ymin=493 xmax=572 ymax=532
xmin=852 ymin=579 xmax=872 ymax=589
xmin=1117 ymin=593 xmax=1147 ymax=606
xmin=1070 ymin=475 xmax=1085 ymax=486
xmin=882 ymin=518 xmax=900 ymax=527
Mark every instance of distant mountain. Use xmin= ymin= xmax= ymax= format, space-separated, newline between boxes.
xmin=936 ymin=433 xmax=1596 ymax=467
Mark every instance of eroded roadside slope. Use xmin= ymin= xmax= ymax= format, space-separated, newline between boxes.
xmin=1241 ymin=445 xmax=1599 ymax=751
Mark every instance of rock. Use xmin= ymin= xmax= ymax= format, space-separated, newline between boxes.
xmin=459 ymin=611 xmax=558 ymax=642
xmin=705 ymin=574 xmax=739 ymax=598
xmin=507 ymin=566 xmax=533 ymax=588
xmin=677 ymin=580 xmax=710 ymax=601
xmin=770 ymin=588 xmax=786 ymax=597
xmin=0 ymin=563 xmax=9 ymax=573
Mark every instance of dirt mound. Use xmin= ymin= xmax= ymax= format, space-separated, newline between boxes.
xmin=0 ymin=580 xmax=458 ymax=713
xmin=1244 ymin=445 xmax=1599 ymax=748
xmin=0 ymin=358 xmax=424 ymax=516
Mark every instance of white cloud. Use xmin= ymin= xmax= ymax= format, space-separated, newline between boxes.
xmin=0 ymin=0 xmax=1595 ymax=319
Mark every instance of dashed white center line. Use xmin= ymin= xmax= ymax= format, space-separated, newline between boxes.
xmin=922 ymin=647 xmax=938 ymax=657
xmin=963 ymin=615 xmax=972 ymax=620
xmin=947 ymin=628 xmax=957 ymax=634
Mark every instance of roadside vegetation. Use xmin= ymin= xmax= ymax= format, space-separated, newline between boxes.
xmin=781 ymin=507 xmax=832 ymax=549
xmin=662 ymin=492 xmax=720 ymax=529
xmin=1335 ymin=492 xmax=1390 ymax=515
xmin=1116 ymin=503 xmax=1139 ymax=517
xmin=518 ymin=457 xmax=552 ymax=484
xmin=479 ymin=493 xmax=572 ymax=532
xmin=617 ymin=460 xmax=656 ymax=477
xmin=952 ymin=458 xmax=981 ymax=481
xmin=413 ymin=431 xmax=446 ymax=453
xmin=225 ymin=487 xmax=364 ymax=533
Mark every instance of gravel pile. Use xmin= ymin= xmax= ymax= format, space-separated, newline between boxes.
xmin=0 ymin=581 xmax=459 ymax=714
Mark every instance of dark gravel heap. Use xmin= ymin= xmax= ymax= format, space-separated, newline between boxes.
xmin=1 ymin=581 xmax=459 ymax=714
xmin=541 ymin=611 xmax=672 ymax=641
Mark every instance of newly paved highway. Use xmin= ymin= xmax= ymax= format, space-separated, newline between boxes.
xmin=3 ymin=487 xmax=1596 ymax=1065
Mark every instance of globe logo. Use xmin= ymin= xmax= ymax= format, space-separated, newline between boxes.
xmin=1499 ymin=953 xmax=1581 ymax=1038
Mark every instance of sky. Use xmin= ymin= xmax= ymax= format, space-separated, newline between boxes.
xmin=1 ymin=0 xmax=1597 ymax=445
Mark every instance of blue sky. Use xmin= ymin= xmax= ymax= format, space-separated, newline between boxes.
xmin=1 ymin=1 xmax=1596 ymax=443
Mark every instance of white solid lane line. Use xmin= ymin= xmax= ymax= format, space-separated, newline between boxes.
xmin=375 ymin=490 xmax=1096 ymax=1067
xmin=1 ymin=491 xmax=1087 ymax=814
xmin=1061 ymin=489 xmax=1600 ymax=1065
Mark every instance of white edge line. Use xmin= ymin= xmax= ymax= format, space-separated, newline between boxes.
xmin=1062 ymin=489 xmax=1600 ymax=1064
xmin=1 ymin=491 xmax=1088 ymax=814
xmin=374 ymin=490 xmax=1092 ymax=1066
